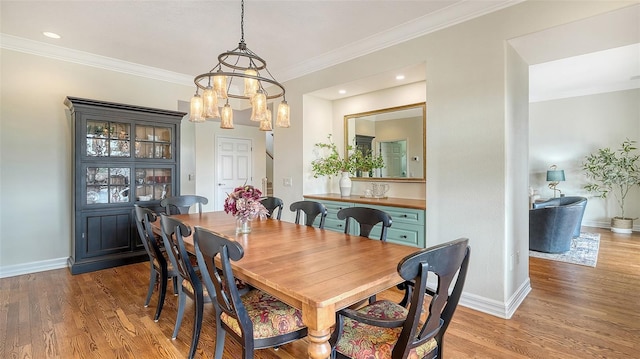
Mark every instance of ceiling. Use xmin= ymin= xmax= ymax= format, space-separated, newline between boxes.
xmin=1 ymin=1 xmax=638 ymax=102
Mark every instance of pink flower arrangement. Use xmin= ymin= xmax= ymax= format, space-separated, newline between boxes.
xmin=224 ymin=185 xmax=269 ymax=221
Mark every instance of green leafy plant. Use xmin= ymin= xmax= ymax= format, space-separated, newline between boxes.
xmin=582 ymin=139 xmax=640 ymax=219
xmin=352 ymin=148 xmax=385 ymax=175
xmin=311 ymin=135 xmax=355 ymax=178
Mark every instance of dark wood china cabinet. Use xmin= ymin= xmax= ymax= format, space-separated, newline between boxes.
xmin=65 ymin=97 xmax=185 ymax=274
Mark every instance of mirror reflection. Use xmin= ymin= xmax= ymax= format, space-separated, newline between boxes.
xmin=345 ymin=102 xmax=426 ymax=182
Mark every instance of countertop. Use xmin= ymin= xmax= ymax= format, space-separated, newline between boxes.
xmin=304 ymin=193 xmax=426 ymax=210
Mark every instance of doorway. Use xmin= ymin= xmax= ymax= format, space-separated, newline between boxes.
xmin=379 ymin=140 xmax=407 ymax=177
xmin=215 ymin=137 xmax=253 ymax=210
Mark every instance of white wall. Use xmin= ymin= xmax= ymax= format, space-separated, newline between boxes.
xmin=194 ymin=121 xmax=267 ymax=212
xmin=326 ymin=81 xmax=427 ymax=199
xmin=275 ymin=0 xmax=633 ymax=317
xmin=179 ymin=100 xmax=197 ymax=196
xmin=1 ymin=0 xmax=634 ymax=318
xmin=505 ymin=44 xmax=532 ymax=302
xmin=302 ymin=95 xmax=335 ymax=199
xmin=529 ymin=89 xmax=640 ymax=229
xmin=0 ymin=50 xmax=193 ymax=270
xmin=374 ymin=117 xmax=423 ymax=178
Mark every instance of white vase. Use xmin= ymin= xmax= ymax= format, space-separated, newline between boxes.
xmin=339 ymin=171 xmax=352 ymax=197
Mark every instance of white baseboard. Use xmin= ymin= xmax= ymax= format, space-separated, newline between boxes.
xmin=458 ymin=277 xmax=532 ymax=319
xmin=583 ymin=220 xmax=640 ymax=232
xmin=0 ymin=257 xmax=68 ymax=278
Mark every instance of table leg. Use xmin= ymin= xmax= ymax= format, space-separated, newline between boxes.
xmin=303 ymin=304 xmax=335 ymax=359
xmin=308 ymin=328 xmax=332 ymax=359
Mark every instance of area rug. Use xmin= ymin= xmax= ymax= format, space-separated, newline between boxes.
xmin=529 ymin=232 xmax=600 ymax=267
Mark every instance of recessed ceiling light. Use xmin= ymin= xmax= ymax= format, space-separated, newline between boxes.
xmin=338 ymin=89 xmax=347 ymax=95
xmin=395 ymin=75 xmax=405 ymax=80
xmin=43 ymin=32 xmax=61 ymax=39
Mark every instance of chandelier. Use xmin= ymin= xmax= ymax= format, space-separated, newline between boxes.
xmin=189 ymin=0 xmax=290 ymax=130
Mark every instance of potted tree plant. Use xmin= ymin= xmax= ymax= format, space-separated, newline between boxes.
xmin=353 ymin=149 xmax=385 ymax=177
xmin=311 ymin=135 xmax=356 ymax=196
xmin=368 ymin=151 xmax=385 ymax=177
xmin=582 ymin=139 xmax=640 ymax=233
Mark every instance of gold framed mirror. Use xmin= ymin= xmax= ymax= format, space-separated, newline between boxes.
xmin=344 ymin=102 xmax=426 ymax=182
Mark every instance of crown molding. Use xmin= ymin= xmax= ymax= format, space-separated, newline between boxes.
xmin=1 ymin=1 xmax=522 ymax=85
xmin=278 ymin=0 xmax=524 ymax=81
xmin=1 ymin=33 xmax=193 ymax=86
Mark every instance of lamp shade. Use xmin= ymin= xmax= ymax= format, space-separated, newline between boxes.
xmin=546 ymin=169 xmax=566 ymax=182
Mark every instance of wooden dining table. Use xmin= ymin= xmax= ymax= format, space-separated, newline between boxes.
xmin=161 ymin=211 xmax=418 ymax=359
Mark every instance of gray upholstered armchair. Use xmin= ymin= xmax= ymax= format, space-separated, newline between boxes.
xmin=529 ymin=196 xmax=587 ymax=253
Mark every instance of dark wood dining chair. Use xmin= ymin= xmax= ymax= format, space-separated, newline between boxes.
xmin=330 ymin=238 xmax=471 ymax=359
xmin=289 ymin=200 xmax=327 ymax=228
xmin=133 ymin=204 xmax=178 ymax=322
xmin=193 ymin=226 xmax=308 ymax=359
xmin=160 ymin=195 xmax=208 ymax=215
xmin=337 ymin=206 xmax=393 ymax=240
xmin=159 ymin=214 xmax=213 ymax=359
xmin=337 ymin=206 xmax=393 ymax=304
xmin=260 ymin=196 xmax=283 ymax=220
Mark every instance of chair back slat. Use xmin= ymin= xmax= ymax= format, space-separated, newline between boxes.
xmin=133 ymin=205 xmax=165 ymax=266
xmin=394 ymin=238 xmax=470 ymax=358
xmin=289 ymin=200 xmax=327 ymax=228
xmin=160 ymin=195 xmax=208 ymax=215
xmin=194 ymin=227 xmax=253 ymax=340
xmin=260 ymin=196 xmax=284 ymax=220
xmin=336 ymin=206 xmax=392 ymax=240
xmin=159 ymin=215 xmax=197 ymax=289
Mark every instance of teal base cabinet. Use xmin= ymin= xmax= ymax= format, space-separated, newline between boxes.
xmin=304 ymin=195 xmax=426 ymax=248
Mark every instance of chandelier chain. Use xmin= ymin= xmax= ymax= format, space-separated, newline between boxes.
xmin=240 ymin=0 xmax=245 ymax=43
xmin=189 ymin=0 xmax=290 ymax=128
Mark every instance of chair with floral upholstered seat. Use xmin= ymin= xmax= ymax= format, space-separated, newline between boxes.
xmin=330 ymin=238 xmax=470 ymax=359
xmin=193 ymin=226 xmax=307 ymax=359
xmin=159 ymin=214 xmax=213 ymax=359
xmin=133 ymin=204 xmax=178 ymax=322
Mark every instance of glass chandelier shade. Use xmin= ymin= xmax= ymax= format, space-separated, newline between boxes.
xmin=189 ymin=93 xmax=205 ymax=123
xmin=259 ymin=110 xmax=272 ymax=131
xmin=191 ymin=0 xmax=289 ymax=130
xmin=244 ymin=69 xmax=259 ymax=97
xmin=250 ymin=90 xmax=268 ymax=121
xmin=276 ymin=101 xmax=290 ymax=128
xmin=203 ymin=85 xmax=220 ymax=119
xmin=213 ymin=72 xmax=228 ymax=99
xmin=220 ymin=103 xmax=234 ymax=129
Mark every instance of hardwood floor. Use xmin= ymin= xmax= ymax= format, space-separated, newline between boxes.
xmin=1 ymin=227 xmax=638 ymax=358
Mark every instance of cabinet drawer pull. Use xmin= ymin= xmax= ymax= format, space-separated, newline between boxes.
xmin=401 ymin=214 xmax=408 ymax=218
xmin=400 ymin=235 xmax=407 ymax=239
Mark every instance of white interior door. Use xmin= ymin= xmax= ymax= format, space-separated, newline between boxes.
xmin=380 ymin=140 xmax=406 ymax=177
xmin=215 ymin=137 xmax=252 ymax=210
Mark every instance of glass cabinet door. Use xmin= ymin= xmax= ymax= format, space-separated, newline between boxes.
xmin=86 ymin=120 xmax=131 ymax=157
xmin=133 ymin=167 xmax=172 ymax=201
xmin=134 ymin=125 xmax=172 ymax=159
xmin=86 ymin=167 xmax=131 ymax=205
